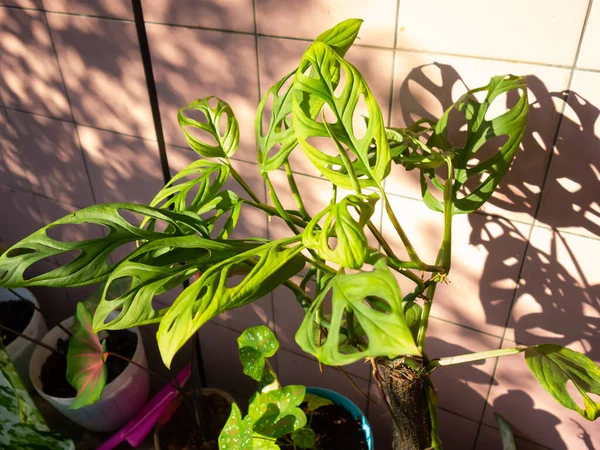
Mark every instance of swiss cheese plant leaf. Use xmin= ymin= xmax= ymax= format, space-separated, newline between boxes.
xmin=178 ymin=96 xmax=239 ymax=158
xmin=256 ymin=19 xmax=363 ymax=173
xmin=386 ymin=119 xmax=445 ymax=170
xmin=93 ymin=236 xmax=256 ymax=332
xmin=292 ymin=41 xmax=391 ymax=190
xmin=218 ymin=403 xmax=253 ymax=450
xmin=525 ymin=344 xmax=600 ymax=420
xmin=417 ymin=75 xmax=528 ymax=214
xmin=296 ymin=254 xmax=420 ymax=365
xmin=147 ymin=160 xmax=230 ymax=213
xmin=66 ymin=303 xmax=107 ymax=410
xmin=237 ymin=326 xmax=279 ymax=381
xmin=248 ymin=385 xmax=307 ymax=438
xmin=292 ymin=428 xmax=317 ymax=449
xmin=157 ymin=238 xmax=305 ymax=367
xmin=0 ymin=204 xmax=207 ymax=288
xmin=302 ymin=193 xmax=378 ymax=269
xmin=303 ymin=393 xmax=333 ymax=411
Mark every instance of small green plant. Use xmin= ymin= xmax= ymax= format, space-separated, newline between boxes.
xmin=218 ymin=325 xmax=333 ymax=449
xmin=0 ymin=18 xmax=598 ymax=450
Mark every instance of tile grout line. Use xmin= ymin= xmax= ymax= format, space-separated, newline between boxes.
xmin=41 ymin=6 xmax=98 ymax=206
xmin=472 ymin=1 xmax=595 ymax=446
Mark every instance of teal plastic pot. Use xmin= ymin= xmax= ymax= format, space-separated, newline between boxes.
xmin=306 ymin=387 xmax=373 ymax=450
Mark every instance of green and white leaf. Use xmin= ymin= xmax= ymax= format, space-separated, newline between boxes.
xmin=248 ymin=385 xmax=307 ymax=438
xmin=218 ymin=403 xmax=252 ymax=450
xmin=237 ymin=326 xmax=279 ymax=382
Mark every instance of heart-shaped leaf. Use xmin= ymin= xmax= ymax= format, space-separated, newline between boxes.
xmin=292 ymin=427 xmax=316 ymax=448
xmin=302 ymin=193 xmax=378 ymax=269
xmin=417 ymin=75 xmax=528 ymax=214
xmin=292 ymin=41 xmax=391 ymax=190
xmin=218 ymin=403 xmax=252 ymax=450
xmin=525 ymin=344 xmax=600 ymax=420
xmin=93 ymin=236 xmax=256 ymax=333
xmin=157 ymin=238 xmax=305 ymax=367
xmin=303 ymin=393 xmax=333 ymax=412
xmin=296 ymin=254 xmax=420 ymax=365
xmin=178 ymin=96 xmax=239 ymax=158
xmin=0 ymin=203 xmax=207 ymax=288
xmin=66 ymin=303 xmax=107 ymax=409
xmin=249 ymin=385 xmax=307 ymax=438
xmin=237 ymin=326 xmax=279 ymax=381
xmin=256 ymin=19 xmax=363 ymax=173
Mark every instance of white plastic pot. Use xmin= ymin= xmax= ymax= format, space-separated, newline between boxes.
xmin=1 ymin=287 xmax=47 ymax=391
xmin=29 ymin=316 xmax=150 ymax=432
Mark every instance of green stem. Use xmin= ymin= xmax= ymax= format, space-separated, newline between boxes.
xmin=228 ymin=162 xmax=262 ymax=204
xmin=264 ymin=174 xmax=302 ymax=236
xmin=244 ymin=200 xmax=308 ymax=228
xmin=284 ymin=161 xmax=311 ymax=221
xmin=416 ymin=158 xmax=454 ymax=353
xmin=425 ymin=346 xmax=528 ymax=371
xmin=424 ymin=376 xmax=442 ymax=450
xmin=282 ymin=279 xmax=312 ymax=310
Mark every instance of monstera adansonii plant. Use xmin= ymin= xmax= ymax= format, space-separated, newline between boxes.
xmin=0 ymin=19 xmax=598 ymax=450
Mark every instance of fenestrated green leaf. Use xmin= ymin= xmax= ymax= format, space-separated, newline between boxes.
xmin=218 ymin=403 xmax=252 ymax=450
xmin=157 ymin=238 xmax=306 ymax=367
xmin=296 ymin=254 xmax=420 ymax=365
xmin=256 ymin=19 xmax=363 ymax=173
xmin=417 ymin=75 xmax=528 ymax=214
xmin=303 ymin=393 xmax=333 ymax=412
xmin=386 ymin=119 xmax=445 ymax=171
xmin=249 ymin=385 xmax=307 ymax=438
xmin=302 ymin=193 xmax=378 ymax=269
xmin=0 ymin=203 xmax=207 ymax=288
xmin=525 ymin=344 xmax=600 ymax=421
xmin=93 ymin=236 xmax=258 ymax=333
xmin=237 ymin=326 xmax=279 ymax=381
xmin=66 ymin=303 xmax=107 ymax=410
xmin=178 ymin=96 xmax=239 ymax=158
xmin=292 ymin=427 xmax=316 ymax=449
xmin=495 ymin=413 xmax=516 ymax=450
xmin=292 ymin=41 xmax=391 ymax=190
xmin=147 ymin=159 xmax=230 ymax=213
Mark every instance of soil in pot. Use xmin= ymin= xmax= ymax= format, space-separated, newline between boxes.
xmin=158 ymin=393 xmax=231 ymax=450
xmin=303 ymin=402 xmax=368 ymax=450
xmin=0 ymin=299 xmax=35 ymax=346
xmin=41 ymin=329 xmax=137 ymax=398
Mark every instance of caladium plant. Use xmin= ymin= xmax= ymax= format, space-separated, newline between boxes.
xmin=218 ymin=326 xmax=332 ymax=450
xmin=0 ymin=17 xmax=598 ymax=449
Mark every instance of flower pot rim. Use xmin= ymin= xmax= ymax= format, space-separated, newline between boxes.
xmin=306 ymin=386 xmax=373 ymax=450
xmin=0 ymin=287 xmax=40 ymax=351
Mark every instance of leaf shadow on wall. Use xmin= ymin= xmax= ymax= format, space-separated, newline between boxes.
xmin=395 ymin=63 xmax=600 ymax=449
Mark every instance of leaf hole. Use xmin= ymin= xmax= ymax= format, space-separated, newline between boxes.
xmin=333 ymin=66 xmax=348 ymax=98
xmin=566 ymin=380 xmax=586 ymax=411
xmin=23 ymin=259 xmax=57 ymax=281
xmin=207 ymin=97 xmax=219 ymax=109
xmin=446 ymin=107 xmax=468 ymax=148
xmin=352 ymin=94 xmax=368 ymax=141
xmin=183 ymin=124 xmax=219 ymax=148
xmin=105 ymin=277 xmax=134 ymax=301
xmin=184 ymin=108 xmax=209 ymax=124
xmin=5 ymin=247 xmax=37 ymax=257
xmin=363 ymin=296 xmax=392 ymax=314
xmin=218 ymin=112 xmax=229 ymax=137
xmin=46 ymin=222 xmax=109 ymax=242
xmin=276 ymin=73 xmax=294 ymax=97
xmin=469 ymin=135 xmax=509 ymax=169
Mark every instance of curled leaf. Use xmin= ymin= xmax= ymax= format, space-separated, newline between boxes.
xmin=178 ymin=96 xmax=239 ymax=158
xmin=525 ymin=344 xmax=600 ymax=421
xmin=302 ymin=193 xmax=378 ymax=269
